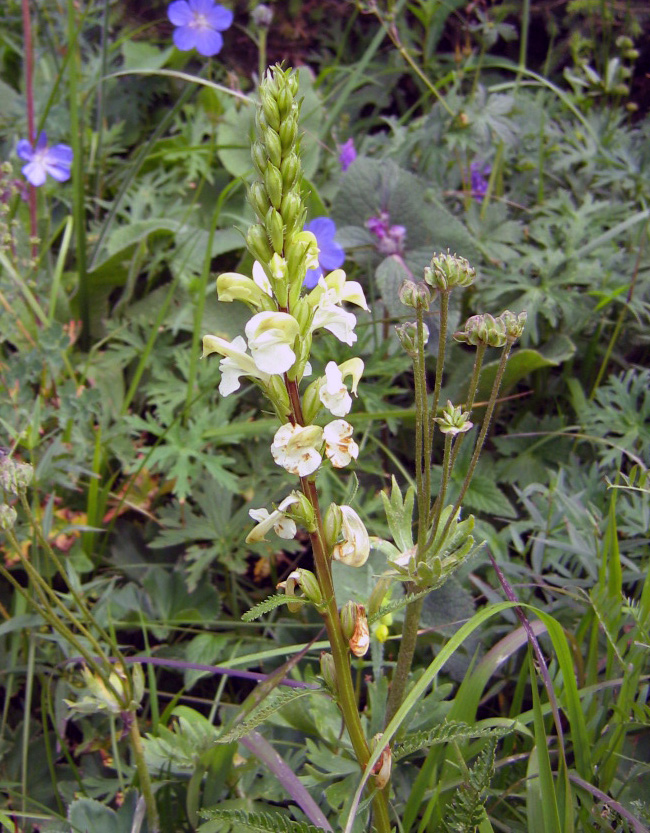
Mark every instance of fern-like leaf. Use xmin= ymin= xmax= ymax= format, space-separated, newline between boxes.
xmin=394 ymin=721 xmax=512 ymax=761
xmin=200 ymin=808 xmax=324 ymax=833
xmin=217 ymin=688 xmax=317 ymax=744
xmin=444 ymin=738 xmax=497 ymax=832
xmin=368 ymin=588 xmax=432 ymax=625
xmin=242 ymin=594 xmax=309 ymax=622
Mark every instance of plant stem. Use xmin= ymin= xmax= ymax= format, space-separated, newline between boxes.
xmin=21 ymin=0 xmax=38 ymax=261
xmin=284 ymin=377 xmax=391 ymax=832
xmin=129 ymin=715 xmax=160 ymax=833
xmin=384 ymin=588 xmax=423 ymax=729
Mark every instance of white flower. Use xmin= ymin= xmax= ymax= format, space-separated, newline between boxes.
xmin=245 ymin=311 xmax=300 ymax=375
xmin=332 ymin=505 xmax=370 ymax=567
xmin=246 ymin=494 xmax=299 ymax=543
xmin=202 ymin=334 xmax=270 ymax=396
xmin=271 ymin=423 xmax=324 ymax=477
xmin=311 ymin=302 xmax=358 ymax=345
xmin=323 ymin=420 xmax=358 ymax=468
xmin=319 ymin=359 xmax=364 ymax=417
xmin=252 ymin=261 xmax=273 ymax=296
xmin=308 ymin=270 xmax=370 ymax=346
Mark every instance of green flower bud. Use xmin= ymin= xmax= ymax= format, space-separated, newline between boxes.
xmin=251 ymin=141 xmax=267 ymax=177
xmin=434 ymin=400 xmax=473 ymax=436
xmin=264 ymin=163 xmax=283 ymax=209
xmin=323 ymin=502 xmax=343 ymax=550
xmin=261 ymin=90 xmax=281 ymax=132
xmin=498 ymin=309 xmax=526 ymax=341
xmin=279 ymin=118 xmax=298 ymax=153
xmin=320 ymin=652 xmax=337 ymax=694
xmin=264 ymin=127 xmax=282 ymax=169
xmin=399 ymin=280 xmax=431 ymax=310
xmin=616 ymin=35 xmax=634 ymax=50
xmin=249 ymin=181 xmax=270 ymax=220
xmin=266 ymin=375 xmax=292 ymax=419
xmin=424 ymin=250 xmax=476 ymax=291
xmin=277 ymin=87 xmax=293 ymax=120
xmin=453 ymin=313 xmax=506 ymax=348
xmin=281 ymin=191 xmax=304 ymax=235
xmin=0 ymin=503 xmax=17 ymax=530
xmin=294 ymin=568 xmax=323 ymax=605
xmin=280 ymin=152 xmax=300 ymax=191
xmin=265 ymin=207 xmax=285 ymax=253
xmin=340 ymin=600 xmax=357 ymax=641
xmin=246 ymin=224 xmax=273 ymax=265
xmin=395 ymin=321 xmax=429 ymax=357
xmin=302 ymin=378 xmax=322 ymax=425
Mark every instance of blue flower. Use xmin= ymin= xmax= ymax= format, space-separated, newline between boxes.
xmin=167 ymin=0 xmax=233 ymax=57
xmin=338 ymin=138 xmax=357 ymax=172
xmin=470 ymin=161 xmax=491 ymax=202
xmin=303 ymin=217 xmax=345 ymax=289
xmin=16 ymin=132 xmax=73 ymax=187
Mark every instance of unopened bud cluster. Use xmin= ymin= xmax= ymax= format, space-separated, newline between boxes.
xmin=0 ymin=456 xmax=34 ymax=497
xmin=424 ymin=251 xmax=476 ymax=291
xmin=247 ymin=66 xmax=309 ymax=300
xmin=454 ymin=309 xmax=526 ymax=348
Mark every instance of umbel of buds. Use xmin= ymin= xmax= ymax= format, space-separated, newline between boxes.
xmin=454 ymin=309 xmax=527 ymax=348
xmin=424 ymin=250 xmax=476 ymax=291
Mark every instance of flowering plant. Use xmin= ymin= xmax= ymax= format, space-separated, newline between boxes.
xmin=16 ymin=131 xmax=73 ymax=187
xmin=201 ymin=66 xmax=525 ymax=833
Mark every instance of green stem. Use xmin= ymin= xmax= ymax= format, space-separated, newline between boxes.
xmin=285 ymin=379 xmax=391 ymax=833
xmin=129 ymin=715 xmax=160 ymax=832
xmin=436 ymin=339 xmax=514 ymax=548
xmin=384 ymin=588 xmax=424 ymax=730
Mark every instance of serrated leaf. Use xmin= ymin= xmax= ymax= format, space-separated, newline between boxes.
xmin=241 ymin=594 xmax=309 ymax=622
xmin=394 ymin=721 xmax=512 ymax=761
xmin=199 ymin=809 xmax=324 ymax=833
xmin=217 ymin=689 xmax=316 ymax=744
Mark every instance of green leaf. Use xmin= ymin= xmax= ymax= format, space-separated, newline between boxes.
xmin=394 ymin=720 xmax=512 ymax=761
xmin=241 ymin=594 xmax=309 ymax=622
xmin=217 ymin=689 xmax=317 ymax=744
xmin=199 ymin=809 xmax=324 ymax=833
xmin=380 ymin=476 xmax=415 ymax=552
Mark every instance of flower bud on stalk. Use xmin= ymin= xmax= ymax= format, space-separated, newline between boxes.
xmin=424 ymin=250 xmax=476 ymax=291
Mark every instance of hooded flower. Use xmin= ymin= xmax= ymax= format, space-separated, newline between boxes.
xmin=244 ymin=311 xmax=300 ymax=375
xmin=271 ymin=423 xmax=324 ymax=477
xmin=303 ymin=218 xmax=345 ymax=289
xmin=309 ymin=270 xmax=369 ymax=346
xmin=16 ymin=132 xmax=73 ymax=187
xmin=323 ymin=420 xmax=358 ymax=468
xmin=332 ymin=505 xmax=370 ymax=567
xmin=339 ymin=138 xmax=357 ymax=172
xmin=319 ymin=358 xmax=364 ymax=417
xmin=202 ymin=334 xmax=270 ymax=395
xmin=246 ymin=494 xmax=300 ymax=542
xmin=167 ymin=0 xmax=234 ymax=56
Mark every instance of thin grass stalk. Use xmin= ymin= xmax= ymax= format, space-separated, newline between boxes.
xmin=20 ymin=636 xmax=36 ymax=818
xmin=21 ymin=0 xmax=38 ymax=261
xmin=67 ymin=0 xmax=89 ymax=349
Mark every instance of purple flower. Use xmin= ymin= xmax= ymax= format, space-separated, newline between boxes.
xmin=16 ymin=132 xmax=73 ymax=187
xmin=365 ymin=211 xmax=406 ymax=256
xmin=167 ymin=0 xmax=234 ymax=57
xmin=338 ymin=138 xmax=357 ymax=172
xmin=304 ymin=217 xmax=345 ymax=289
xmin=470 ymin=161 xmax=491 ymax=202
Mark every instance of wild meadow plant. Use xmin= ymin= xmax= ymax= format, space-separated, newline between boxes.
xmin=198 ymin=64 xmax=526 ymax=833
